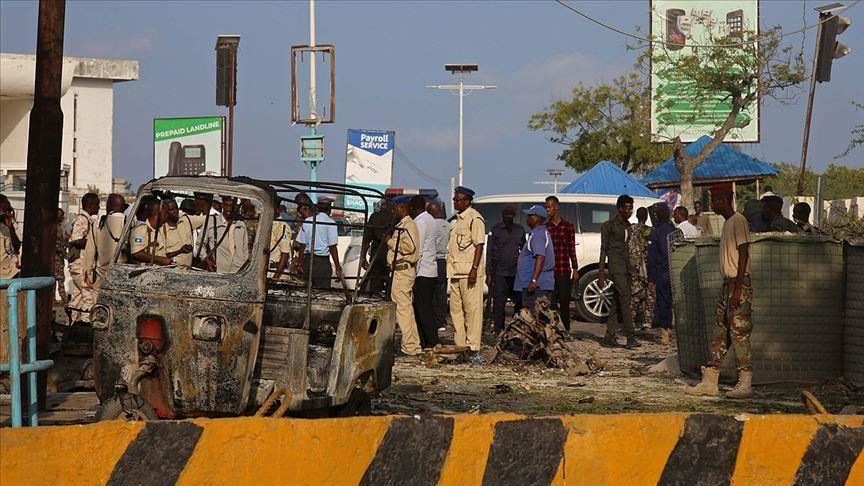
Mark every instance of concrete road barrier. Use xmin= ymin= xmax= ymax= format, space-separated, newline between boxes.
xmin=2 ymin=413 xmax=862 ymax=485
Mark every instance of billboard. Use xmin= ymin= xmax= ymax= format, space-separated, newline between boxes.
xmin=153 ymin=117 xmax=225 ymax=178
xmin=650 ymin=0 xmax=759 ymax=142
xmin=344 ymin=129 xmax=395 ymax=210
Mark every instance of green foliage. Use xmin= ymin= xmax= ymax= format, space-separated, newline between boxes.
xmin=652 ymin=27 xmax=806 ymax=137
xmin=760 ymin=163 xmax=864 ymax=200
xmin=528 ymin=70 xmax=672 ymax=174
xmin=837 ymin=101 xmax=864 ymax=159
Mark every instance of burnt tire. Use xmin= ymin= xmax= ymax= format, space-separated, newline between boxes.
xmin=330 ymin=388 xmax=372 ymax=417
xmin=574 ymin=269 xmax=614 ymax=323
xmin=96 ymin=394 xmax=158 ymax=422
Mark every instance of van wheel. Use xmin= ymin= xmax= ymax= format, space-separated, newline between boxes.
xmin=96 ymin=394 xmax=158 ymax=422
xmin=574 ymin=269 xmax=613 ymax=323
xmin=330 ymin=388 xmax=372 ymax=417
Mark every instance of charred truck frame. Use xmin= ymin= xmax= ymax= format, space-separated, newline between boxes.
xmin=92 ymin=177 xmax=398 ymax=419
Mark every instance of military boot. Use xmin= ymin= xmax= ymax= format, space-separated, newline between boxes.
xmin=725 ymin=370 xmax=753 ymax=399
xmin=685 ymin=366 xmax=720 ymax=397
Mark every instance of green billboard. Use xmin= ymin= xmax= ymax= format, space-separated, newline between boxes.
xmin=153 ymin=117 xmax=225 ymax=177
xmin=650 ymin=0 xmax=759 ymax=143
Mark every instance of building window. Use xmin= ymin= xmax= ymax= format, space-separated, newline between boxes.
xmin=12 ymin=175 xmax=27 ymax=191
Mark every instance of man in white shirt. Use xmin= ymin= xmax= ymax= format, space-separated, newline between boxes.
xmin=409 ymin=195 xmax=439 ymax=349
xmin=293 ymin=198 xmax=343 ymax=288
xmin=673 ymin=206 xmax=702 ymax=238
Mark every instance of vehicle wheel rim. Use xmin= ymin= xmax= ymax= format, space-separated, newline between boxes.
xmin=583 ymin=279 xmax=613 ymax=318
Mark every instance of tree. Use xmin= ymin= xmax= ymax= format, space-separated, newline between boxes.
xmin=528 ymin=69 xmax=672 ymax=174
xmin=837 ymin=101 xmax=864 ymax=158
xmin=652 ymin=27 xmax=807 ymax=208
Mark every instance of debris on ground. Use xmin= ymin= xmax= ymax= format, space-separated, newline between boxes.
xmin=491 ymin=297 xmax=593 ymax=376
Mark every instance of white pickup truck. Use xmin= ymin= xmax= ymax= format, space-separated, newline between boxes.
xmin=473 ymin=193 xmax=660 ymax=323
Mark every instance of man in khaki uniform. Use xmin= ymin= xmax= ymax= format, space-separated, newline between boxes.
xmin=160 ymin=199 xmax=194 ymax=267
xmin=96 ymin=194 xmax=127 ymax=285
xmin=269 ymin=205 xmax=293 ymax=279
xmin=386 ymin=195 xmax=422 ymax=356
xmin=201 ymin=198 xmax=249 ymax=273
xmin=446 ymin=186 xmax=486 ymax=352
xmin=130 ymin=196 xmax=171 ymax=266
xmin=69 ymin=193 xmax=100 ymax=322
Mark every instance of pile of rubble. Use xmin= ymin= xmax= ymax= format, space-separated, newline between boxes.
xmin=490 ymin=296 xmax=592 ymax=376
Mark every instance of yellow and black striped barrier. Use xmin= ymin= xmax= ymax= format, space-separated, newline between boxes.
xmin=2 ymin=413 xmax=862 ymax=484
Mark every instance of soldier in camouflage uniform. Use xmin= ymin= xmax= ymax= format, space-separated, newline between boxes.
xmin=687 ymin=183 xmax=753 ymax=399
xmin=55 ymin=208 xmax=69 ymax=305
xmin=628 ymin=207 xmax=653 ymax=327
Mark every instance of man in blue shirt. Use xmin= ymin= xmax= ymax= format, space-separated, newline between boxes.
xmin=514 ymin=205 xmax=555 ymax=311
xmin=293 ymin=198 xmax=343 ymax=288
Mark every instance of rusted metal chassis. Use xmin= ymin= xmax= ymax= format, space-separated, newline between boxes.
xmin=93 ymin=177 xmax=395 ymax=417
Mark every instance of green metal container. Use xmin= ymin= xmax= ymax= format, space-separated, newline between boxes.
xmin=845 ymin=240 xmax=864 ymax=386
xmin=669 ymin=239 xmax=705 ymax=374
xmin=690 ymin=234 xmax=845 ymax=384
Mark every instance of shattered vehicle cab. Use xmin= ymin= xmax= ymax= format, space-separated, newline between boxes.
xmin=92 ymin=176 xmax=396 ymax=418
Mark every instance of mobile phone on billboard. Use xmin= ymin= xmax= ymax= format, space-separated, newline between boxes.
xmin=666 ymin=8 xmax=686 ymax=50
xmin=727 ymin=9 xmax=744 ymax=37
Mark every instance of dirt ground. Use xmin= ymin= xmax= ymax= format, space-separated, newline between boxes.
xmin=375 ymin=319 xmax=863 ymax=416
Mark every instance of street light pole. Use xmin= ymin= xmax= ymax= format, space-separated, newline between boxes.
xmin=458 ymin=73 xmax=464 ymax=187
xmin=427 ymin=64 xmax=495 ymax=187
xmin=309 ymin=0 xmax=319 ymax=182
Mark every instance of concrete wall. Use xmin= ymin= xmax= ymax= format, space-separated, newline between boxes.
xmin=1 ymin=414 xmax=862 ymax=485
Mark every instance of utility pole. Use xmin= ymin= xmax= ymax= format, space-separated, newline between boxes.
xmin=547 ymin=169 xmax=564 ymax=194
xmin=308 ymin=0 xmax=319 ymax=182
xmin=427 ymin=64 xmax=495 ymax=187
xmin=20 ymin=0 xmax=66 ymax=410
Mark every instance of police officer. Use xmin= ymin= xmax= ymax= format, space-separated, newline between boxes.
xmin=385 ymin=195 xmax=422 ymax=356
xmin=160 ymin=198 xmax=194 ymax=267
xmin=598 ymin=194 xmax=640 ymax=349
xmin=96 ymin=193 xmax=127 ymax=283
xmin=130 ymin=196 xmax=171 ymax=266
xmin=269 ymin=205 xmax=293 ymax=279
xmin=446 ymin=186 xmax=486 ymax=352
xmin=68 ymin=193 xmax=100 ymax=322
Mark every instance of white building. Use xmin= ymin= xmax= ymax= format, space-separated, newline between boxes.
xmin=0 ymin=53 xmax=138 ymax=227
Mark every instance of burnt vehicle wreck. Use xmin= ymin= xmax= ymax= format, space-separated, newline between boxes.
xmin=92 ymin=177 xmax=396 ymax=419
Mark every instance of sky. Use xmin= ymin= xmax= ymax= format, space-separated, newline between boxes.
xmin=1 ymin=0 xmax=862 ymax=199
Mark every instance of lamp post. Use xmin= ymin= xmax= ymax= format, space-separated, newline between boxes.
xmin=426 ymin=64 xmax=495 ymax=187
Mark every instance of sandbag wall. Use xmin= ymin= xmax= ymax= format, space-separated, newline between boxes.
xmin=846 ymin=241 xmax=864 ymax=386
xmin=672 ymin=235 xmax=846 ymax=384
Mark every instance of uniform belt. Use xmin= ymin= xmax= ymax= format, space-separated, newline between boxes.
xmin=392 ymin=262 xmax=415 ymax=271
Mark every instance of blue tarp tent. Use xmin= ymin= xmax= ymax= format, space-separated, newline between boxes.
xmin=560 ymin=161 xmax=656 ymax=197
xmin=641 ymin=135 xmax=779 ymax=188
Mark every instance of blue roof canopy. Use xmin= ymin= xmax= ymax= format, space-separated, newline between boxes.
xmin=642 ymin=135 xmax=779 ymax=188
xmin=560 ymin=161 xmax=657 ymax=198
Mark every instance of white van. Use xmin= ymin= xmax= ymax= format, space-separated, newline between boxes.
xmin=473 ymin=193 xmax=660 ymax=323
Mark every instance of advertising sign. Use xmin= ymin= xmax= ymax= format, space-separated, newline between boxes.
xmin=153 ymin=117 xmax=225 ymax=178
xmin=650 ymin=0 xmax=759 ymax=142
xmin=344 ymin=129 xmax=395 ymax=210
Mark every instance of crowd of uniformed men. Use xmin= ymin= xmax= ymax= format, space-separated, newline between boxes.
xmin=1 ymin=180 xmax=823 ymax=397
